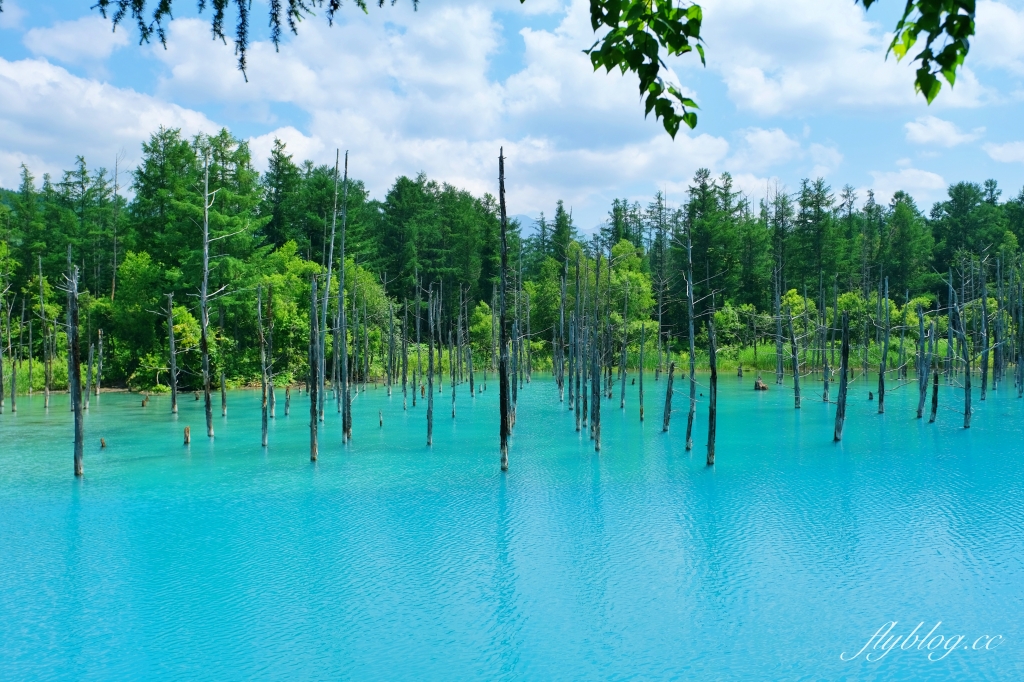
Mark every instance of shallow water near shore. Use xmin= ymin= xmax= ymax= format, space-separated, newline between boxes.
xmin=1 ymin=372 xmax=1022 ymax=680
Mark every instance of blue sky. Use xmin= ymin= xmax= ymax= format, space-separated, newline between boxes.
xmin=2 ymin=0 xmax=1024 ymax=230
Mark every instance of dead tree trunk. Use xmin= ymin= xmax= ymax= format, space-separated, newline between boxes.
xmin=592 ymin=245 xmax=602 ymax=452
xmin=258 ymin=286 xmax=269 ymax=446
xmin=97 ymin=328 xmax=103 ymax=398
xmin=39 ymin=256 xmax=50 ymax=408
xmin=69 ymin=266 xmax=83 ymax=477
xmin=339 ymin=152 xmax=350 ymax=436
xmin=834 ymin=311 xmax=850 ymax=442
xmin=930 ymin=369 xmax=939 ymax=423
xmin=403 ymin=300 xmax=409 ymax=410
xmin=981 ymin=273 xmax=989 ymax=400
xmin=707 ymin=321 xmax=718 ymax=466
xmin=685 ymin=232 xmax=697 ymax=450
xmin=427 ymin=286 xmax=435 ymax=446
xmin=200 ymin=152 xmax=214 ymax=438
xmin=663 ymin=361 xmax=675 ymax=432
xmin=916 ymin=308 xmax=931 ymax=418
xmin=167 ymin=293 xmax=178 ymax=414
xmin=789 ymin=309 xmax=800 ymax=408
xmin=309 ymin=276 xmax=320 ymax=461
xmin=620 ymin=283 xmax=628 ymax=409
xmin=639 ymin=323 xmax=645 ymax=421
xmin=498 ymin=149 xmax=511 ymax=471
xmin=878 ymin=277 xmax=890 ymax=414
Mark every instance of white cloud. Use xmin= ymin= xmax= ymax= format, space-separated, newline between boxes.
xmin=973 ymin=0 xmax=1024 ymax=75
xmin=139 ymin=4 xmax=731 ymax=223
xmin=23 ymin=16 xmax=130 ymax=63
xmin=0 ymin=0 xmax=26 ymax=29
xmin=904 ymin=115 xmax=984 ymax=147
xmin=0 ymin=57 xmax=217 ymax=188
xmin=868 ymin=167 xmax=947 ymax=205
xmin=727 ymin=128 xmax=801 ymax=172
xmin=984 ymin=141 xmax=1024 ymax=163
xmin=692 ymin=0 xmax=988 ymax=115
xmin=248 ymin=128 xmax=326 ymax=173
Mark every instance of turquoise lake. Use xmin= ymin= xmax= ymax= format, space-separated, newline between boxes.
xmin=1 ymin=372 xmax=1021 ymax=680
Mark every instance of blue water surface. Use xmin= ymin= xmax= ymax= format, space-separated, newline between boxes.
xmin=1 ymin=372 xmax=1021 ymax=681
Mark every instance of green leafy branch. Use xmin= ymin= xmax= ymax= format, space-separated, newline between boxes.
xmin=576 ymin=0 xmax=705 ymax=137
xmin=860 ymin=0 xmax=976 ymax=103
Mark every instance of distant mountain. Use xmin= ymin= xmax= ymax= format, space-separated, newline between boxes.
xmin=509 ymin=214 xmax=539 ymax=235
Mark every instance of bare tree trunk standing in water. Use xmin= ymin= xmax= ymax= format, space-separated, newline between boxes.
xmin=309 ymin=276 xmax=320 ymax=461
xmin=591 ymin=241 xmax=602 ymax=452
xmin=685 ymin=230 xmax=697 ymax=450
xmin=620 ymin=283 xmax=628 ymax=409
xmin=789 ymin=309 xmax=800 ymax=408
xmin=200 ymin=151 xmax=215 ymax=438
xmin=427 ymin=285 xmax=435 ymax=446
xmin=167 ymin=293 xmax=178 ymax=414
xmin=69 ymin=266 xmax=83 ymax=477
xmin=662 ymin=361 xmax=675 ymax=432
xmin=916 ymin=308 xmax=932 ymax=418
xmin=257 ymin=285 xmax=269 ymax=447
xmin=834 ymin=311 xmax=850 ymax=442
xmin=707 ymin=320 xmax=718 ymax=466
xmin=498 ymin=149 xmax=511 ymax=471
xmin=320 ymin=152 xmax=341 ymax=423
xmin=639 ymin=323 xmax=645 ymax=421
xmin=981 ymin=272 xmax=989 ymax=400
xmin=39 ymin=257 xmax=50 ymax=409
xmin=403 ymin=300 xmax=409 ymax=409
xmin=339 ymin=153 xmax=350 ymax=438
xmin=96 ymin=328 xmax=103 ymax=399
xmin=878 ymin=277 xmax=890 ymax=414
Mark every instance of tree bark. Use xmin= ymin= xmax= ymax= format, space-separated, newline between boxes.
xmin=663 ymin=361 xmax=675 ymax=432
xmin=834 ymin=311 xmax=850 ymax=442
xmin=69 ymin=267 xmax=83 ymax=477
xmin=498 ymin=149 xmax=511 ymax=471
xmin=707 ymin=320 xmax=718 ymax=466
xmin=167 ymin=293 xmax=178 ymax=414
xmin=309 ymin=276 xmax=320 ymax=461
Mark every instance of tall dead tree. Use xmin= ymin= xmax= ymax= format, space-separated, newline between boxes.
xmin=39 ymin=256 xmax=50 ymax=408
xmin=257 ymin=285 xmax=269 ymax=447
xmin=69 ymin=266 xmax=84 ymax=476
xmin=789 ymin=309 xmax=800 ymax=408
xmin=834 ymin=311 xmax=850 ymax=442
xmin=981 ymin=272 xmax=989 ymax=400
xmin=878 ymin=277 xmax=890 ymax=414
xmin=199 ymin=151 xmax=215 ymax=438
xmin=620 ymin=282 xmax=628 ymax=409
xmin=707 ymin=320 xmax=718 ymax=466
xmin=309 ymin=276 xmax=320 ymax=461
xmin=167 ymin=293 xmax=178 ymax=414
xmin=427 ymin=285 xmax=435 ymax=445
xmin=318 ymin=154 xmax=341 ymax=422
xmin=592 ymin=243 xmax=602 ymax=451
xmin=639 ymin=323 xmax=645 ymax=421
xmin=339 ymin=154 xmax=350 ymax=436
xmin=685 ymin=231 xmax=697 ymax=450
xmin=498 ymin=149 xmax=511 ymax=471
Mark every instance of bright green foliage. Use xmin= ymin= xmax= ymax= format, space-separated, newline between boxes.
xmin=581 ymin=0 xmax=704 ymax=136
xmin=1 ymin=130 xmax=1023 ymax=392
xmin=860 ymin=0 xmax=975 ymax=103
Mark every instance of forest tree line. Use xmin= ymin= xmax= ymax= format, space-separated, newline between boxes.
xmin=0 ymin=125 xmax=1021 ymax=392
